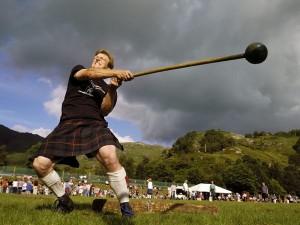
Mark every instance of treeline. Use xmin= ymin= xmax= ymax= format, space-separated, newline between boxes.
xmin=0 ymin=145 xmax=8 ymax=166
xmin=121 ymin=129 xmax=300 ymax=196
xmin=245 ymin=129 xmax=300 ymax=138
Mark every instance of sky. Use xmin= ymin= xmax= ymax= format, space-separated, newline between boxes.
xmin=1 ymin=0 xmax=300 ymax=146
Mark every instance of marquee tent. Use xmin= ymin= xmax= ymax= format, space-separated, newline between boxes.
xmin=189 ymin=183 xmax=232 ymax=194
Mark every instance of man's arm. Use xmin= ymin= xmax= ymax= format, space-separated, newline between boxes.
xmin=101 ymin=78 xmax=121 ymax=116
xmin=74 ymin=68 xmax=133 ymax=81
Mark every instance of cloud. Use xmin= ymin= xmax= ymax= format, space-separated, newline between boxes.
xmin=43 ymin=85 xmax=66 ymax=118
xmin=2 ymin=0 xmax=300 ymax=144
xmin=38 ymin=77 xmax=53 ymax=87
xmin=11 ymin=124 xmax=51 ymax=137
xmin=110 ymin=129 xmax=134 ymax=143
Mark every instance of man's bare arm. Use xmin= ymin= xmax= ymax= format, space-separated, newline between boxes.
xmin=101 ymin=83 xmax=119 ymax=116
xmin=74 ymin=68 xmax=133 ymax=81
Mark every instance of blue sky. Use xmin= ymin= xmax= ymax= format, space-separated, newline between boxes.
xmin=0 ymin=67 xmax=142 ymax=142
xmin=1 ymin=0 xmax=300 ymax=146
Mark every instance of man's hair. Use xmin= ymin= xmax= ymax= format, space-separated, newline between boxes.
xmin=94 ymin=49 xmax=114 ymax=69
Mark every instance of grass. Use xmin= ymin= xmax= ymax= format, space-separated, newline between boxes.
xmin=0 ymin=194 xmax=299 ymax=225
xmin=121 ymin=142 xmax=166 ymax=162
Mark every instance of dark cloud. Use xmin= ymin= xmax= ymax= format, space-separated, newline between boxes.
xmin=1 ymin=0 xmax=300 ymax=144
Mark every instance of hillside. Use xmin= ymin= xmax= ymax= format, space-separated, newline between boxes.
xmin=0 ymin=124 xmax=43 ymax=153
xmin=136 ymin=130 xmax=300 ymax=195
xmin=1 ymin=125 xmax=300 ymax=195
xmin=1 ymin=128 xmax=298 ymax=169
xmin=121 ymin=142 xmax=166 ymax=162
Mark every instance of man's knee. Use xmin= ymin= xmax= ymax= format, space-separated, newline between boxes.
xmin=97 ymin=145 xmax=121 ymax=170
xmin=32 ymin=156 xmax=54 ymax=176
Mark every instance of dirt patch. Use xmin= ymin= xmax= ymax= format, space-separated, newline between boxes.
xmin=92 ymin=199 xmax=218 ymax=215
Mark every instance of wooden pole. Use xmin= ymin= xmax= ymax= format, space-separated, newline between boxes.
xmin=133 ymin=53 xmax=244 ymax=77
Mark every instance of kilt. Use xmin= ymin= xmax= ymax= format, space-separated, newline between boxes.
xmin=30 ymin=119 xmax=123 ymax=168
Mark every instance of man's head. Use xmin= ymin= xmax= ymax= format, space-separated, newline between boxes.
xmin=92 ymin=49 xmax=114 ymax=69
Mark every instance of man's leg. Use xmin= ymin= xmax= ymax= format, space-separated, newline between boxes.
xmin=32 ymin=156 xmax=74 ymax=212
xmin=96 ymin=145 xmax=133 ymax=217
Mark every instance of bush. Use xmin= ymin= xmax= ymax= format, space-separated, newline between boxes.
xmin=172 ymin=131 xmax=202 ymax=153
xmin=200 ymin=130 xmax=235 ymax=153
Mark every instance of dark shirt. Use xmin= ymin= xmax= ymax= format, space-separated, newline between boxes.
xmin=60 ymin=65 xmax=109 ymax=123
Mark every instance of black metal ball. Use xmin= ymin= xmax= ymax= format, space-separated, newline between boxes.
xmin=244 ymin=42 xmax=268 ymax=64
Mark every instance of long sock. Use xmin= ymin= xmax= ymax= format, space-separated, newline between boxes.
xmin=107 ymin=167 xmax=129 ymax=203
xmin=40 ymin=170 xmax=65 ymax=198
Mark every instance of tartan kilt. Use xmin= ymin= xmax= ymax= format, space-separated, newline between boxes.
xmin=30 ymin=119 xmax=123 ymax=168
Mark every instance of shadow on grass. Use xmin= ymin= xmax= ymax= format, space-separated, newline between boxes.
xmin=100 ymin=213 xmax=134 ymax=225
xmin=35 ymin=201 xmax=134 ymax=225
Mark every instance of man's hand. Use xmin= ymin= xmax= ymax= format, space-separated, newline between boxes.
xmin=110 ymin=77 xmax=122 ymax=88
xmin=113 ymin=70 xmax=134 ymax=81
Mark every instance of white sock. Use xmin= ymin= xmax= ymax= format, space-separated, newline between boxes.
xmin=40 ymin=170 xmax=65 ymax=198
xmin=107 ymin=167 xmax=129 ymax=203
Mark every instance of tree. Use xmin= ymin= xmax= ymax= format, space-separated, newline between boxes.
xmin=288 ymin=129 xmax=300 ymax=137
xmin=268 ymin=163 xmax=283 ymax=181
xmin=119 ymin=154 xmax=135 ymax=178
xmin=288 ymin=153 xmax=300 ymax=166
xmin=0 ymin=145 xmax=8 ymax=166
xmin=269 ymin=179 xmax=286 ymax=196
xmin=186 ymin=167 xmax=206 ymax=184
xmin=25 ymin=142 xmax=42 ymax=155
xmin=240 ymin=155 xmax=270 ymax=188
xmin=172 ymin=131 xmax=202 ymax=153
xmin=135 ymin=156 xmax=150 ymax=179
xmin=151 ymin=162 xmax=174 ymax=182
xmin=223 ymin=162 xmax=257 ymax=194
xmin=292 ymin=138 xmax=300 ymax=154
xmin=200 ymin=129 xmax=235 ymax=153
xmin=280 ymin=165 xmax=300 ymax=196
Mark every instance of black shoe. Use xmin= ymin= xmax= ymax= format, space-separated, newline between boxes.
xmin=120 ymin=202 xmax=134 ymax=217
xmin=92 ymin=199 xmax=107 ymax=212
xmin=53 ymin=194 xmax=74 ymax=213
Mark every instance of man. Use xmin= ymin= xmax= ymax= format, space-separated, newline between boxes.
xmin=261 ymin=182 xmax=269 ymax=202
xmin=31 ymin=49 xmax=134 ymax=216
xmin=183 ymin=180 xmax=189 ymax=199
xmin=209 ymin=180 xmax=216 ymax=201
xmin=146 ymin=177 xmax=153 ymax=199
xmin=170 ymin=182 xmax=176 ymax=199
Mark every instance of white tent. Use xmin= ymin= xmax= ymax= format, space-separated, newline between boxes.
xmin=189 ymin=183 xmax=232 ymax=194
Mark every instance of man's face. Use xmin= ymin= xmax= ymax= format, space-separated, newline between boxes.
xmin=92 ymin=53 xmax=110 ymax=69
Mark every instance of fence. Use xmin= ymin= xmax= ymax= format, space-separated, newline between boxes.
xmin=0 ymin=166 xmax=172 ymax=188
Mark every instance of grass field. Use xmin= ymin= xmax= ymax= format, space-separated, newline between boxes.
xmin=0 ymin=194 xmax=299 ymax=225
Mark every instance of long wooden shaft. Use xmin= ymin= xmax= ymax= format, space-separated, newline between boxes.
xmin=133 ymin=53 xmax=245 ymax=77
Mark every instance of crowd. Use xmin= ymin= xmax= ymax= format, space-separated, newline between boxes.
xmin=183 ymin=190 xmax=298 ymax=203
xmin=0 ymin=175 xmax=298 ymax=204
xmin=0 ymin=175 xmax=165 ymax=199
xmin=167 ymin=180 xmax=299 ymax=204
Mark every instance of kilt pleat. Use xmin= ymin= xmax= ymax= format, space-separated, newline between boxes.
xmin=30 ymin=119 xmax=123 ymax=168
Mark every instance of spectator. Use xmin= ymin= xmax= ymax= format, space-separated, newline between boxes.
xmin=261 ymin=182 xmax=269 ymax=202
xmin=183 ymin=180 xmax=189 ymax=198
xmin=210 ymin=181 xmax=216 ymax=201
xmin=26 ymin=181 xmax=33 ymax=194
xmin=146 ymin=177 xmax=153 ymax=199
xmin=170 ymin=182 xmax=176 ymax=199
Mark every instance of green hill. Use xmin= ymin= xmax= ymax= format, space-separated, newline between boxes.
xmin=2 ymin=130 xmax=298 ymax=171
xmin=1 ymin=127 xmax=300 ymax=195
xmin=121 ymin=142 xmax=166 ymax=162
xmin=134 ymin=130 xmax=299 ymax=195
xmin=0 ymin=124 xmax=43 ymax=153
